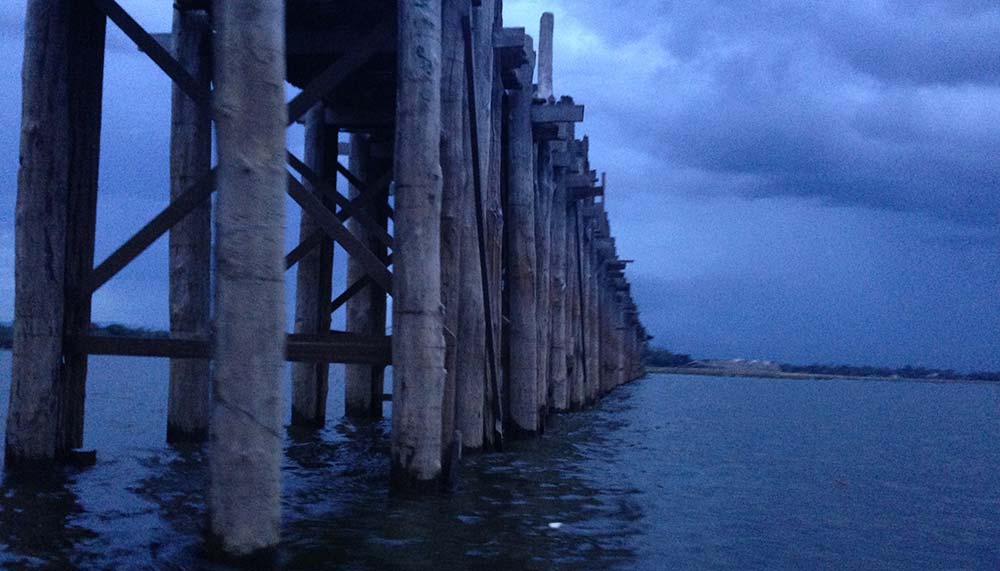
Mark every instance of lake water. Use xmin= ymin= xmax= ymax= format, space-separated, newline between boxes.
xmin=0 ymin=351 xmax=998 ymax=570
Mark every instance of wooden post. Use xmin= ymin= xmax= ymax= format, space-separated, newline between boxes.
xmin=439 ymin=0 xmax=468 ymax=467
xmin=504 ymin=35 xmax=538 ymax=437
xmin=536 ymin=13 xmax=554 ymax=102
xmin=568 ymin=202 xmax=585 ymax=410
xmin=345 ymin=134 xmax=388 ymax=419
xmin=534 ymin=141 xmax=554 ymax=424
xmin=291 ymin=106 xmax=335 ymax=427
xmin=392 ymin=0 xmax=447 ymax=487
xmin=584 ymin=209 xmax=601 ymax=404
xmin=483 ymin=0 xmax=505 ymax=450
xmin=208 ymin=0 xmax=286 ymax=556
xmin=6 ymin=0 xmax=106 ymax=465
xmin=167 ymin=8 xmax=211 ymax=443
xmin=548 ymin=159 xmax=569 ymax=411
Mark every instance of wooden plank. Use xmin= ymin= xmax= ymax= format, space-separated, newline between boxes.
xmin=287 ymin=151 xmax=393 ymax=249
xmin=67 ymin=334 xmax=391 ymax=365
xmin=92 ymin=0 xmax=209 ymax=103
xmin=572 ymin=186 xmax=604 ymax=201
xmin=89 ymin=170 xmax=216 ymax=293
xmin=565 ymin=171 xmax=597 ymax=188
xmin=286 ymin=174 xmax=394 ymax=293
xmin=331 ymin=275 xmax=375 ymax=314
xmin=531 ymin=103 xmax=585 ymax=124
xmin=286 ymin=20 xmax=394 ymax=126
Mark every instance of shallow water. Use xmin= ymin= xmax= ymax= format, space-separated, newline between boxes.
xmin=0 ymin=351 xmax=998 ymax=570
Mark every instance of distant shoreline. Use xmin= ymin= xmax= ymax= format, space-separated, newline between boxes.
xmin=648 ymin=366 xmax=1000 ymax=385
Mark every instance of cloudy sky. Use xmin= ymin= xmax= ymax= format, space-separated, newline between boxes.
xmin=0 ymin=1 xmax=997 ymax=371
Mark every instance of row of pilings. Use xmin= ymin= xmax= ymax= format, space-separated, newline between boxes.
xmin=5 ymin=0 xmax=648 ymax=557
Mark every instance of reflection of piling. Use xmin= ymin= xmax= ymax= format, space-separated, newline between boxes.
xmin=6 ymin=2 xmax=650 ymax=558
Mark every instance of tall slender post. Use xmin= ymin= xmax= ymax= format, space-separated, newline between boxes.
xmin=291 ymin=107 xmax=335 ymax=427
xmin=504 ymin=35 xmax=539 ymax=436
xmin=548 ymin=164 xmax=569 ymax=411
xmin=536 ymin=13 xmax=554 ymax=102
xmin=439 ymin=0 xmax=469 ymax=467
xmin=345 ymin=134 xmax=389 ymax=419
xmin=208 ymin=0 xmax=286 ymax=555
xmin=534 ymin=141 xmax=553 ymax=423
xmin=167 ymin=7 xmax=212 ymax=443
xmin=586 ymin=215 xmax=601 ymax=403
xmin=568 ymin=202 xmax=585 ymax=410
xmin=392 ymin=0 xmax=447 ymax=487
xmin=6 ymin=0 xmax=106 ymax=465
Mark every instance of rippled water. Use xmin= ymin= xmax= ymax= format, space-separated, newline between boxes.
xmin=0 ymin=351 xmax=998 ymax=570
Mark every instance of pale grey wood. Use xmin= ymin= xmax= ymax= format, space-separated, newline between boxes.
xmin=208 ymin=0 xmax=286 ymax=555
xmin=548 ymin=168 xmax=569 ymax=411
xmin=392 ymin=0 xmax=447 ymax=487
xmin=345 ymin=134 xmax=388 ymax=419
xmin=536 ymin=13 xmax=554 ymax=101
xmin=6 ymin=0 xmax=105 ymax=465
xmin=534 ymin=141 xmax=554 ymax=423
xmin=291 ymin=105 xmax=334 ymax=427
xmin=505 ymin=35 xmax=539 ymax=436
xmin=439 ymin=0 xmax=468 ymax=464
xmin=167 ymin=8 xmax=211 ymax=444
xmin=568 ymin=203 xmax=586 ymax=410
xmin=585 ymin=215 xmax=601 ymax=403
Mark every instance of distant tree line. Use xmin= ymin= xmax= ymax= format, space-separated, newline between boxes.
xmin=643 ymin=346 xmax=693 ymax=367
xmin=0 ymin=322 xmax=167 ymax=349
xmin=780 ymin=363 xmax=1000 ymax=382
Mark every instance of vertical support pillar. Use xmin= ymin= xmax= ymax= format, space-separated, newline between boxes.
xmin=392 ymin=0 xmax=446 ymax=488
xmin=345 ymin=134 xmax=388 ymax=419
xmin=208 ymin=0 xmax=286 ymax=556
xmin=584 ymin=210 xmax=600 ymax=404
xmin=439 ymin=0 xmax=469 ymax=465
xmin=568 ymin=202 xmax=585 ymax=410
xmin=167 ymin=7 xmax=212 ymax=443
xmin=548 ymin=162 xmax=568 ymax=411
xmin=534 ymin=141 xmax=553 ymax=423
xmin=504 ymin=35 xmax=538 ymax=437
xmin=6 ymin=0 xmax=106 ymax=465
xmin=536 ymin=13 xmax=554 ymax=102
xmin=291 ymin=107 xmax=336 ymax=427
xmin=483 ymin=0 xmax=505 ymax=450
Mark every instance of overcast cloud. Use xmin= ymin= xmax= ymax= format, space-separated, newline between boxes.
xmin=0 ymin=1 xmax=997 ymax=370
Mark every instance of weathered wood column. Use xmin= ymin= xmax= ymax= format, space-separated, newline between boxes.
xmin=534 ymin=141 xmax=554 ymax=423
xmin=208 ymin=0 xmax=286 ymax=555
xmin=504 ymin=35 xmax=539 ymax=436
xmin=392 ymin=0 xmax=447 ymax=487
xmin=536 ymin=13 xmax=554 ymax=102
xmin=568 ymin=202 xmax=586 ymax=410
xmin=439 ymin=0 xmax=469 ymax=465
xmin=345 ymin=134 xmax=388 ymax=419
xmin=291 ymin=107 xmax=336 ymax=427
xmin=482 ymin=2 xmax=505 ymax=451
xmin=167 ymin=8 xmax=212 ymax=443
xmin=584 ymin=207 xmax=601 ymax=404
xmin=6 ymin=0 xmax=106 ymax=465
xmin=548 ymin=159 xmax=569 ymax=411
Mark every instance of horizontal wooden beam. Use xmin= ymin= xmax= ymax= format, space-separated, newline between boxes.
xmin=565 ymin=171 xmax=597 ymax=189
xmin=531 ymin=103 xmax=585 ymax=124
xmin=67 ymin=333 xmax=391 ymax=365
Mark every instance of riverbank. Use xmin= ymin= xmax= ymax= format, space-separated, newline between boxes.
xmin=647 ymin=366 xmax=1000 ymax=384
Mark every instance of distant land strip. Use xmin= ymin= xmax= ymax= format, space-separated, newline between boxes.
xmin=649 ymin=366 xmax=1000 ymax=385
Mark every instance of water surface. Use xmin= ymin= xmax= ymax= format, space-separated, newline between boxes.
xmin=0 ymin=352 xmax=998 ymax=569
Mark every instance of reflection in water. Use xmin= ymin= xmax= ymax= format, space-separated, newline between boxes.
xmin=2 ymin=351 xmax=998 ymax=570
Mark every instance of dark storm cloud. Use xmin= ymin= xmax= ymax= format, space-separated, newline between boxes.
xmin=544 ymin=0 xmax=1000 ymax=225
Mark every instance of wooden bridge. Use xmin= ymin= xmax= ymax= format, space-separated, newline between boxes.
xmin=6 ymin=0 xmax=648 ymax=557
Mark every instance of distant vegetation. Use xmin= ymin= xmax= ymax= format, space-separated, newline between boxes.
xmin=0 ymin=322 xmax=167 ymax=350
xmin=780 ymin=363 xmax=1000 ymax=382
xmin=643 ymin=347 xmax=693 ymax=367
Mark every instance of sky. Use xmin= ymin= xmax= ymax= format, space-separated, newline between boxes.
xmin=0 ymin=1 xmax=998 ymax=371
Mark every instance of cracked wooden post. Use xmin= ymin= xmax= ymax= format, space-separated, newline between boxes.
xmin=548 ymin=161 xmax=569 ymax=411
xmin=291 ymin=106 xmax=335 ymax=427
xmin=504 ymin=34 xmax=539 ymax=437
xmin=568 ymin=201 xmax=585 ymax=410
xmin=208 ymin=0 xmax=286 ymax=556
xmin=584 ymin=206 xmax=601 ymax=404
xmin=345 ymin=134 xmax=388 ymax=419
xmin=535 ymin=141 xmax=554 ymax=424
xmin=392 ymin=0 xmax=447 ymax=488
xmin=440 ymin=0 xmax=468 ymax=467
xmin=6 ymin=0 xmax=106 ymax=465
xmin=167 ymin=7 xmax=211 ymax=443
xmin=537 ymin=12 xmax=554 ymax=102
xmin=483 ymin=1 xmax=505 ymax=451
